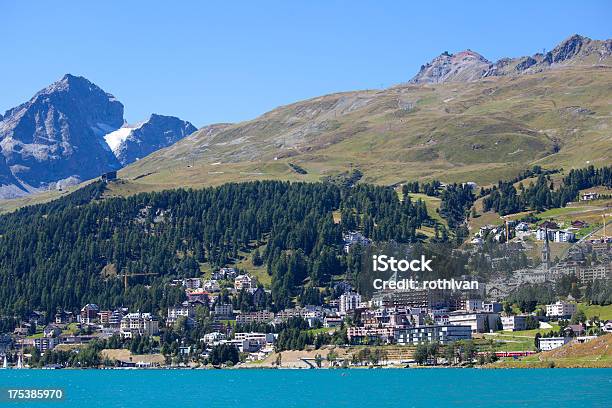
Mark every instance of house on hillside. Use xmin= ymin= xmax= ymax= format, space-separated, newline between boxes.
xmin=101 ymin=171 xmax=117 ymax=182
xmin=581 ymin=192 xmax=598 ymax=201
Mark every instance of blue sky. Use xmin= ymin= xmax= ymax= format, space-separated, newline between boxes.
xmin=1 ymin=1 xmax=611 ymax=127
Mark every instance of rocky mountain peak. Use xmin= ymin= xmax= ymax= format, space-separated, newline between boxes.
xmin=410 ymin=34 xmax=612 ymax=84
xmin=104 ymin=113 xmax=197 ymax=166
xmin=0 ymin=74 xmax=198 ymax=198
xmin=409 ymin=49 xmax=491 ymax=84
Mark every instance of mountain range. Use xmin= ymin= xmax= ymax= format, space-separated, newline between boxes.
xmin=0 ymin=75 xmax=195 ymax=198
xmin=409 ymin=34 xmax=611 ymax=84
xmin=1 ymin=34 xmax=611 ymax=202
xmin=121 ymin=34 xmax=611 ymax=193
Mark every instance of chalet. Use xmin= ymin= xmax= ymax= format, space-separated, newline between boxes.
xmin=234 ymin=274 xmax=257 ymax=291
xmin=100 ymin=171 xmax=117 ymax=182
xmin=581 ymin=191 xmax=598 ymax=201
xmin=342 ymin=231 xmax=371 ymax=253
xmin=43 ymin=324 xmax=62 ymax=338
xmin=55 ymin=310 xmax=75 ymax=324
xmin=212 ymin=267 xmax=237 ymax=281
xmin=564 ymin=324 xmax=585 ymax=337
xmin=186 ymin=290 xmax=210 ymax=305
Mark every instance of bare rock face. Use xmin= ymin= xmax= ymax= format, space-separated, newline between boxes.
xmin=543 ymin=34 xmax=612 ymax=65
xmin=0 ymin=74 xmax=123 ymax=196
xmin=410 ymin=34 xmax=612 ymax=84
xmin=107 ymin=114 xmax=197 ymax=166
xmin=409 ymin=50 xmax=491 ymax=84
xmin=0 ymin=75 xmax=197 ymax=198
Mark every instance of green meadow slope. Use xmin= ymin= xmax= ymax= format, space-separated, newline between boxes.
xmin=121 ymin=66 xmax=612 ymax=192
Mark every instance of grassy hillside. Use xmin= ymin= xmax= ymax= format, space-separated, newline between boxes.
xmin=492 ymin=333 xmax=612 ymax=368
xmin=0 ymin=66 xmax=610 ymax=214
xmin=118 ymin=66 xmax=612 ymax=193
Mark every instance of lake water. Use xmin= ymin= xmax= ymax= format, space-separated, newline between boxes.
xmin=0 ymin=368 xmax=611 ymax=407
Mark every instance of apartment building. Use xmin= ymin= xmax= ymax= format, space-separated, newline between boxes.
xmin=120 ymin=313 xmax=159 ymax=338
xmin=340 ymin=292 xmax=362 ymax=314
xmin=501 ymin=315 xmax=528 ymax=331
xmin=395 ymin=325 xmax=472 ymax=345
xmin=546 ymin=301 xmax=577 ymax=318
xmin=448 ymin=312 xmax=500 ymax=333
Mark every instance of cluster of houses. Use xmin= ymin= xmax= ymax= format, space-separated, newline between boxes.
xmin=5 ymin=255 xmax=611 ymax=365
xmin=12 ymin=304 xmax=161 ymax=353
xmin=472 ymin=219 xmax=583 ymax=246
xmin=485 ymin=238 xmax=611 ymax=301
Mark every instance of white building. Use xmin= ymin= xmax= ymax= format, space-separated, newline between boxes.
xmin=33 ymin=337 xmax=59 ymax=352
xmin=203 ymin=280 xmax=221 ymax=292
xmin=546 ymin=301 xmax=577 ymax=318
xmin=235 ymin=310 xmax=274 ymax=325
xmin=536 ymin=228 xmax=575 ymax=243
xmin=395 ymin=325 xmax=472 ymax=345
xmin=581 ymin=192 xmax=598 ymax=201
xmin=501 ymin=315 xmax=528 ymax=331
xmin=339 ymin=292 xmax=362 ymax=314
xmin=463 ymin=299 xmax=483 ymax=312
xmin=187 ymin=278 xmax=203 ymax=289
xmin=539 ymin=336 xmax=571 ymax=351
xmin=167 ymin=302 xmax=195 ymax=325
xmin=554 ymin=230 xmax=575 ymax=243
xmin=201 ymin=332 xmax=226 ymax=344
xmin=234 ymin=274 xmax=257 ymax=291
xmin=448 ymin=312 xmax=499 ymax=333
xmin=120 ymin=313 xmax=159 ymax=338
xmin=230 ymin=332 xmax=275 ymax=352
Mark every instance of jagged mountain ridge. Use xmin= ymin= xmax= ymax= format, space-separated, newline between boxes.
xmin=122 ymin=34 xmax=611 ymax=191
xmin=105 ymin=114 xmax=197 ymax=166
xmin=410 ymin=34 xmax=612 ymax=84
xmin=0 ymin=74 xmax=124 ymax=196
xmin=0 ymin=75 xmax=196 ymax=198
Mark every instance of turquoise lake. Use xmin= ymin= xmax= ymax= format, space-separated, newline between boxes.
xmin=0 ymin=369 xmax=611 ymax=407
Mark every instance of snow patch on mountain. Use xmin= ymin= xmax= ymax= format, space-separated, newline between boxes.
xmin=104 ymin=125 xmax=138 ymax=153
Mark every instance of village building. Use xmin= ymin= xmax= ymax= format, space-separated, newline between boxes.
xmin=120 ymin=313 xmax=159 ymax=338
xmin=546 ymin=301 xmax=577 ymax=318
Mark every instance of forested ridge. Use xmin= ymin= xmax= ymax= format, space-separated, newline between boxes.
xmin=0 ymin=180 xmax=430 ymax=318
xmin=483 ymin=166 xmax=611 ymax=215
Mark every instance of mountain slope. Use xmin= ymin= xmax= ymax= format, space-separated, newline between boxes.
xmin=121 ymin=66 xmax=612 ymax=192
xmin=0 ymin=74 xmax=123 ymax=197
xmin=116 ymin=34 xmax=611 ymax=193
xmin=409 ymin=50 xmax=492 ymax=84
xmin=105 ymin=114 xmax=197 ymax=166
xmin=0 ymin=75 xmax=196 ymax=198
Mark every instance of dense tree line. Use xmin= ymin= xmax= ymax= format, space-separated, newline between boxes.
xmin=0 ymin=180 xmax=428 ymax=319
xmin=478 ymin=166 xmax=559 ymax=197
xmin=584 ymin=279 xmax=612 ymax=305
xmin=483 ymin=165 xmax=611 ymax=215
xmin=402 ymin=180 xmax=442 ymax=197
xmin=439 ymin=183 xmax=475 ymax=243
